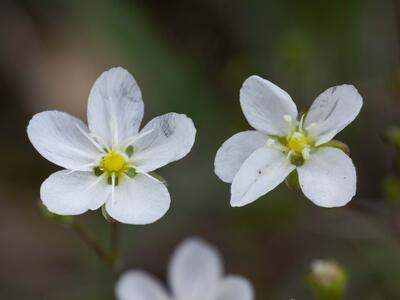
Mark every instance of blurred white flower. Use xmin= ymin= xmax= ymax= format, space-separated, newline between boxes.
xmin=215 ymin=75 xmax=362 ymax=208
xmin=27 ymin=67 xmax=196 ymax=225
xmin=116 ymin=237 xmax=254 ymax=300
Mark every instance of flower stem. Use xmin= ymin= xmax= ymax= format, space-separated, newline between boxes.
xmin=109 ymin=221 xmax=119 ymax=272
xmin=71 ymin=220 xmax=117 ymax=274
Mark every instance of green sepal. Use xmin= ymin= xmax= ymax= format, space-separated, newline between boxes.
xmin=150 ymin=172 xmax=168 ymax=185
xmin=285 ymin=169 xmax=300 ymax=190
xmin=319 ymin=140 xmax=350 ymax=155
xmin=40 ymin=202 xmax=74 ymax=224
xmin=101 ymin=205 xmax=116 ymax=223
xmin=270 ymin=135 xmax=287 ymax=145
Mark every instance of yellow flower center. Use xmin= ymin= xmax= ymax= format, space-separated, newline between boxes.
xmin=93 ymin=149 xmax=137 ymax=185
xmin=269 ymin=115 xmax=316 ymax=166
xmin=287 ymin=131 xmax=311 ymax=155
xmin=285 ymin=130 xmax=314 ymax=166
xmin=102 ymin=150 xmax=127 ymax=173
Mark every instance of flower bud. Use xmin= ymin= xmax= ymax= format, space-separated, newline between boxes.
xmin=307 ymin=260 xmax=348 ymax=300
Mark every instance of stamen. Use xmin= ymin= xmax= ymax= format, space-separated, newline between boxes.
xmin=298 ymin=114 xmax=306 ymax=132
xmin=283 ymin=115 xmax=293 ymax=123
xmin=111 ymin=174 xmax=116 ymax=207
xmin=306 ymin=122 xmax=316 ymax=131
xmin=120 ymin=128 xmax=155 ymax=150
xmin=58 ymin=144 xmax=96 ymax=160
xmin=64 ymin=162 xmax=97 ymax=174
xmin=286 ymin=149 xmax=295 ymax=159
xmin=89 ymin=133 xmax=109 ymax=150
xmin=292 ymin=132 xmax=303 ymax=139
xmin=266 ymin=138 xmax=276 ymax=147
xmin=302 ymin=148 xmax=310 ymax=160
xmin=83 ymin=174 xmax=105 ymax=193
xmin=135 ymin=167 xmax=163 ymax=184
xmin=74 ymin=124 xmax=105 ymax=153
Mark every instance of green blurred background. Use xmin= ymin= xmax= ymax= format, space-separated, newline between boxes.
xmin=1 ymin=0 xmax=400 ymax=299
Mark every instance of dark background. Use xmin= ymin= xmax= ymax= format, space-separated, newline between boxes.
xmin=1 ymin=0 xmax=400 ymax=299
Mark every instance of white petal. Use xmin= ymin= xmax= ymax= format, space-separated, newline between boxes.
xmin=304 ymin=84 xmax=362 ymax=145
xmin=216 ymin=275 xmax=254 ymax=300
xmin=133 ymin=113 xmax=196 ymax=172
xmin=231 ymin=147 xmax=295 ymax=207
xmin=27 ymin=111 xmax=99 ymax=170
xmin=115 ymin=270 xmax=170 ymax=300
xmin=214 ymin=131 xmax=267 ymax=183
xmin=40 ymin=170 xmax=109 ymax=215
xmin=105 ymin=174 xmax=170 ymax=225
xmin=87 ymin=67 xmax=144 ymax=148
xmin=168 ymin=237 xmax=223 ymax=300
xmin=240 ymin=75 xmax=298 ymax=136
xmin=297 ymin=147 xmax=356 ymax=207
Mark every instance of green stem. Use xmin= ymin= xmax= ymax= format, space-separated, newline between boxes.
xmin=71 ymin=221 xmax=117 ymax=274
xmin=110 ymin=221 xmax=119 ymax=272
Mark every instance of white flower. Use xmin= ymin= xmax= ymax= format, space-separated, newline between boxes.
xmin=115 ymin=237 xmax=254 ymax=300
xmin=27 ymin=67 xmax=196 ymax=225
xmin=214 ymin=75 xmax=362 ymax=208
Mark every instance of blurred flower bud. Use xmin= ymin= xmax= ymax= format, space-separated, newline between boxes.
xmin=387 ymin=126 xmax=400 ymax=148
xmin=307 ymin=260 xmax=348 ymax=300
xmin=383 ymin=176 xmax=400 ymax=203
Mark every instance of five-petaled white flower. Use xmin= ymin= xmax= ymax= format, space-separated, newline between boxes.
xmin=27 ymin=67 xmax=196 ymax=225
xmin=115 ymin=237 xmax=254 ymax=300
xmin=215 ymin=75 xmax=362 ymax=208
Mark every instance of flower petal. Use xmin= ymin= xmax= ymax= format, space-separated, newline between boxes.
xmin=168 ymin=237 xmax=223 ymax=300
xmin=40 ymin=170 xmax=109 ymax=215
xmin=214 ymin=131 xmax=267 ymax=183
xmin=231 ymin=147 xmax=295 ymax=207
xmin=297 ymin=147 xmax=356 ymax=207
xmin=27 ymin=111 xmax=99 ymax=170
xmin=216 ymin=275 xmax=254 ymax=300
xmin=133 ymin=113 xmax=196 ymax=172
xmin=240 ymin=75 xmax=298 ymax=136
xmin=115 ymin=270 xmax=170 ymax=300
xmin=105 ymin=174 xmax=170 ymax=225
xmin=87 ymin=67 xmax=144 ymax=148
xmin=304 ymin=84 xmax=362 ymax=145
